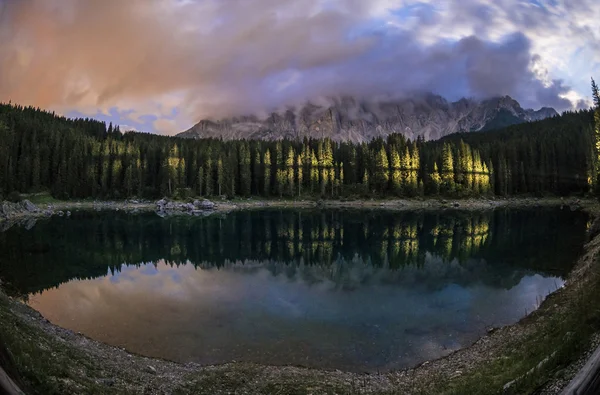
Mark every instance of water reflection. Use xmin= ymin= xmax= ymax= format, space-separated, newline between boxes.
xmin=0 ymin=208 xmax=589 ymax=371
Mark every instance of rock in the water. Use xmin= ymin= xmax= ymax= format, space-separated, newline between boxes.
xmin=66 ymin=211 xmax=71 ymax=216
xmin=156 ymin=199 xmax=167 ymax=207
xmin=156 ymin=211 xmax=167 ymax=218
xmin=24 ymin=218 xmax=38 ymax=230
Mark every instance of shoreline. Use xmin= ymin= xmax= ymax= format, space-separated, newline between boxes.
xmin=1 ymin=196 xmax=591 ymax=225
xmin=0 ymin=199 xmax=599 ymax=394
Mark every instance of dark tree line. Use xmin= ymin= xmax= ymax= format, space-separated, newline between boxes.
xmin=0 ymin=96 xmax=597 ymax=200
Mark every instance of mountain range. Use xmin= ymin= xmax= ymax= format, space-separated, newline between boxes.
xmin=177 ymin=94 xmax=558 ymax=142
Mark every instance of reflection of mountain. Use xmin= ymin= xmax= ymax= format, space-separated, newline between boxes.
xmin=0 ymin=208 xmax=588 ymax=296
xmin=194 ymin=255 xmax=539 ymax=293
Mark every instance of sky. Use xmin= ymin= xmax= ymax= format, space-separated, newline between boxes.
xmin=0 ymin=0 xmax=598 ymax=135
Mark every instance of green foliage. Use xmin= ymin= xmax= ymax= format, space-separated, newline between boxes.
xmin=0 ymin=102 xmax=595 ymax=200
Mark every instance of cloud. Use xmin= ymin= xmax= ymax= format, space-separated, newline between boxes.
xmin=0 ymin=0 xmax=598 ymax=134
xmin=153 ymin=118 xmax=181 ymax=135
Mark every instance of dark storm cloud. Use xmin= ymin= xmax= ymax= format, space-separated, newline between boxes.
xmin=247 ymin=31 xmax=573 ymax=114
xmin=0 ymin=0 xmax=588 ymax=131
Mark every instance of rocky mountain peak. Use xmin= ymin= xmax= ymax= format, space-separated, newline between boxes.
xmin=177 ymin=94 xmax=558 ymax=143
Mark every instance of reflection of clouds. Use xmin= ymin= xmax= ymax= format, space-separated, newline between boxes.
xmin=28 ymin=259 xmax=564 ymax=372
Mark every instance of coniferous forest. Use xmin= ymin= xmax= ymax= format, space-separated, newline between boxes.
xmin=0 ymin=81 xmax=598 ymax=201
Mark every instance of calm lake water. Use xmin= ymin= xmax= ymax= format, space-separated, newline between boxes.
xmin=0 ymin=208 xmax=589 ymax=372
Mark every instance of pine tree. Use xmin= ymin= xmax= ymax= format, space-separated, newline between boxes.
xmin=296 ymin=151 xmax=303 ymax=196
xmin=253 ymin=149 xmax=261 ymax=195
xmin=216 ymin=156 xmax=223 ymax=196
xmin=263 ymin=150 xmax=271 ymax=196
xmin=239 ymin=143 xmax=251 ymax=196
xmin=373 ymin=146 xmax=389 ymax=192
xmin=441 ymin=143 xmax=455 ymax=195
xmin=197 ymin=166 xmax=204 ymax=196
xmin=205 ymin=156 xmax=213 ymax=196
xmin=390 ymin=148 xmax=401 ymax=195
xmin=431 ymin=162 xmax=442 ymax=195
xmin=286 ymin=148 xmax=295 ymax=196
xmin=310 ymin=149 xmax=318 ymax=194
xmin=362 ymin=169 xmax=370 ymax=195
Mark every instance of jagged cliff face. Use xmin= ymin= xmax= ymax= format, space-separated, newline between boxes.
xmin=177 ymin=94 xmax=558 ymax=142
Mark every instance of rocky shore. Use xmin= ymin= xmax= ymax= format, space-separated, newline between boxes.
xmin=0 ymin=196 xmax=589 ymax=226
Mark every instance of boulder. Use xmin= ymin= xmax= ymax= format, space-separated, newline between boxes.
xmin=20 ymin=199 xmax=39 ymax=212
xmin=0 ymin=202 xmax=21 ymax=218
xmin=156 ymin=199 xmax=167 ymax=207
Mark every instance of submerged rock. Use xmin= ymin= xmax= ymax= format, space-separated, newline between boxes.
xmin=23 ymin=218 xmax=38 ymax=230
xmin=156 ymin=211 xmax=167 ymax=218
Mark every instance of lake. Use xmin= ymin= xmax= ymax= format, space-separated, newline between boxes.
xmin=0 ymin=207 xmax=589 ymax=372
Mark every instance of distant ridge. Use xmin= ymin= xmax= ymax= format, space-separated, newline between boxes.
xmin=177 ymin=94 xmax=558 ymax=142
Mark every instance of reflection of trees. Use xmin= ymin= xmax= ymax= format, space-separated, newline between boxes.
xmin=0 ymin=208 xmax=588 ymax=295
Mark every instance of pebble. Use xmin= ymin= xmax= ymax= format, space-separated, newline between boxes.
xmin=98 ymin=378 xmax=115 ymax=387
